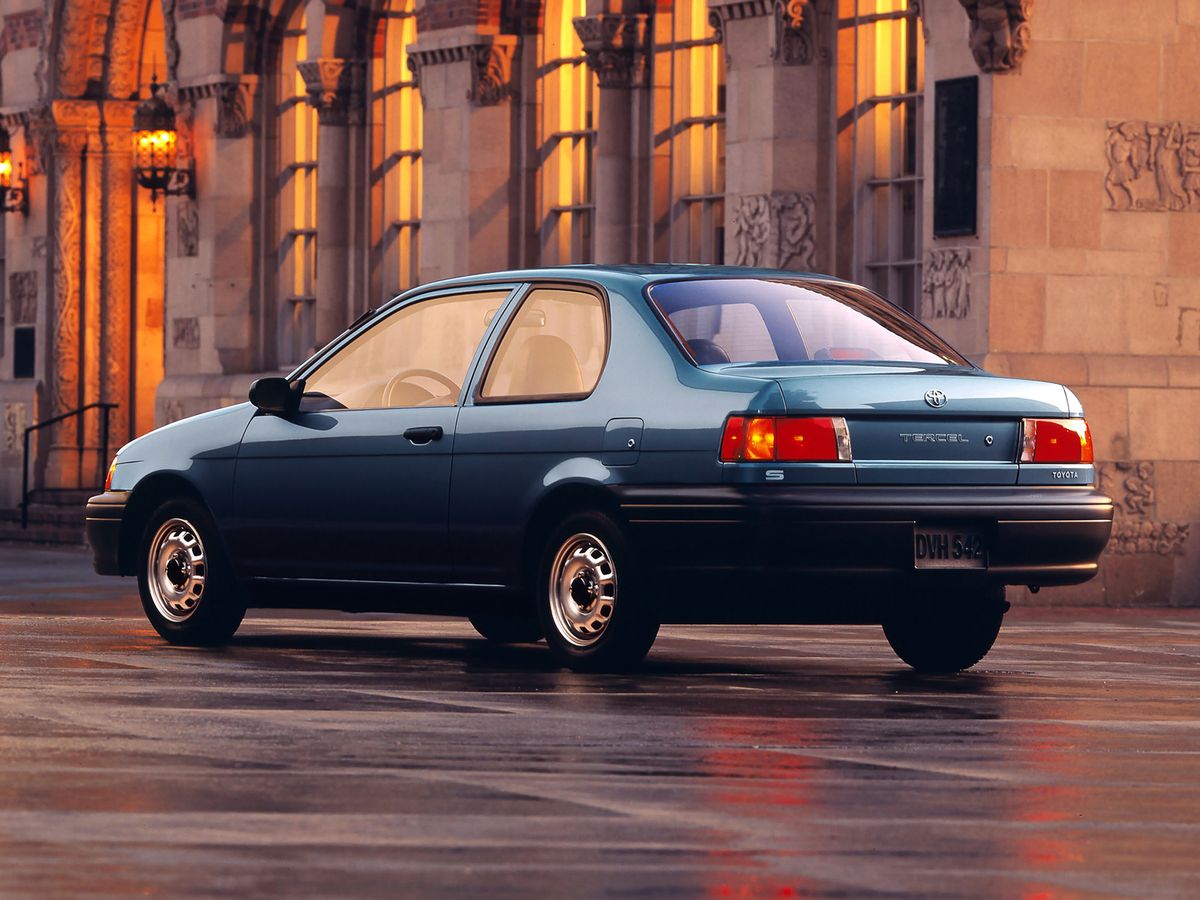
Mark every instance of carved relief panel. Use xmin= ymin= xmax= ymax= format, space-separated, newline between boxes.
xmin=921 ymin=248 xmax=971 ymax=319
xmin=1105 ymin=120 xmax=1200 ymax=212
xmin=9 ymin=271 xmax=37 ymax=325
xmin=177 ymin=199 xmax=199 ymax=257
xmin=172 ymin=317 xmax=200 ymax=350
xmin=730 ymin=191 xmax=817 ymax=271
xmin=3 ymin=402 xmax=27 ymax=454
xmin=1100 ymin=461 xmax=1191 ymax=556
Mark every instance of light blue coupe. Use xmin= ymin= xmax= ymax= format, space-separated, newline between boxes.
xmin=88 ymin=266 xmax=1113 ymax=672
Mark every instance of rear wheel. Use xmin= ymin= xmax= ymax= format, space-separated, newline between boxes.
xmin=536 ymin=512 xmax=659 ymax=672
xmin=137 ymin=498 xmax=246 ymax=646
xmin=883 ymin=586 xmax=1008 ymax=673
xmin=468 ymin=612 xmax=543 ymax=644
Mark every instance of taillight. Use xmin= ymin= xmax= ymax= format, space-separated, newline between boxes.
xmin=104 ymin=458 xmax=117 ymax=491
xmin=1019 ymin=418 xmax=1093 ymax=464
xmin=720 ymin=416 xmax=852 ymax=462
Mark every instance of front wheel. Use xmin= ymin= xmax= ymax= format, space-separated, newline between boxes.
xmin=536 ymin=512 xmax=659 ymax=672
xmin=883 ymin=586 xmax=1008 ymax=673
xmin=137 ymin=498 xmax=246 ymax=646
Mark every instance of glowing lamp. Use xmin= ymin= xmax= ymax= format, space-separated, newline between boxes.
xmin=0 ymin=126 xmax=28 ymax=215
xmin=132 ymin=76 xmax=194 ymax=201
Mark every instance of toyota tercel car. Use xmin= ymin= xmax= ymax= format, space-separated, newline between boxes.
xmin=87 ymin=266 xmax=1113 ymax=672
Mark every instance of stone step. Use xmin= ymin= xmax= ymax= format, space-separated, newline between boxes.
xmin=25 ymin=488 xmax=99 ymax=508
xmin=0 ymin=520 xmax=86 ymax=546
xmin=0 ymin=504 xmax=88 ymax=546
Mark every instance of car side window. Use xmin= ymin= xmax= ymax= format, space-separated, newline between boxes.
xmin=302 ymin=290 xmax=511 ymax=410
xmin=480 ymin=288 xmax=608 ymax=401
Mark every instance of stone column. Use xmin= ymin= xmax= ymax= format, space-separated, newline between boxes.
xmin=574 ymin=12 xmax=650 ymax=264
xmin=408 ymin=30 xmax=517 ymax=283
xmin=708 ymin=0 xmax=832 ymax=271
xmin=39 ymin=101 xmax=98 ymax=487
xmin=159 ymin=75 xmax=262 ymax=423
xmin=298 ymin=58 xmax=363 ymax=346
xmin=99 ymin=101 xmax=136 ymax=444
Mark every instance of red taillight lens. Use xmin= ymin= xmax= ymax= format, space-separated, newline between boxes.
xmin=720 ymin=416 xmax=852 ymax=462
xmin=776 ymin=416 xmax=838 ymax=461
xmin=1020 ymin=418 xmax=1093 ymax=464
xmin=104 ymin=458 xmax=117 ymax=491
xmin=720 ymin=416 xmax=745 ymax=461
xmin=743 ymin=417 xmax=776 ymax=460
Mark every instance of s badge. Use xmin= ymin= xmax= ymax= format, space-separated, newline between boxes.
xmin=924 ymin=389 xmax=947 ymax=408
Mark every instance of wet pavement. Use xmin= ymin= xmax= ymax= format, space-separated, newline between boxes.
xmin=0 ymin=546 xmax=1198 ymax=897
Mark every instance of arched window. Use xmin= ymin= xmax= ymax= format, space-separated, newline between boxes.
xmin=650 ymin=0 xmax=725 ymax=263
xmin=369 ymin=0 xmax=421 ymax=302
xmin=275 ymin=9 xmax=319 ymax=366
xmin=132 ymin=0 xmax=166 ymax=437
xmin=537 ymin=0 xmax=596 ymax=265
xmin=839 ymin=0 xmax=924 ymax=313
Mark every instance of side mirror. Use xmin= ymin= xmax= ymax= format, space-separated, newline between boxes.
xmin=249 ymin=377 xmax=303 ymax=415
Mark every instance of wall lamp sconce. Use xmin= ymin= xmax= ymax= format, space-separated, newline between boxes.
xmin=0 ymin=127 xmax=29 ymax=215
xmin=132 ymin=76 xmax=194 ymax=203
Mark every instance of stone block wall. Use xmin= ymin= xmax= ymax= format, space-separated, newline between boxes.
xmin=980 ymin=0 xmax=1200 ymax=606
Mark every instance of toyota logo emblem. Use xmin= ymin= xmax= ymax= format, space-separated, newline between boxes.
xmin=924 ymin=389 xmax=947 ymax=408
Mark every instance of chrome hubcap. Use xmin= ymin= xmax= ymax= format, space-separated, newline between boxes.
xmin=147 ymin=517 xmax=207 ymax=623
xmin=549 ymin=532 xmax=617 ymax=647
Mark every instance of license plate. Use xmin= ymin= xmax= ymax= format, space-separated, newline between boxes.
xmin=913 ymin=526 xmax=987 ymax=569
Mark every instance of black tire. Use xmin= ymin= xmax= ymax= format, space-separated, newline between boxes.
xmin=137 ymin=497 xmax=246 ymax=646
xmin=536 ymin=511 xmax=659 ymax=672
xmin=883 ymin=586 xmax=1008 ymax=673
xmin=468 ymin=612 xmax=544 ymax=644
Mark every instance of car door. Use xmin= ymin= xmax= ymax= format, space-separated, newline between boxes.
xmin=232 ymin=287 xmax=517 ymax=583
xmin=450 ymin=284 xmax=612 ymax=586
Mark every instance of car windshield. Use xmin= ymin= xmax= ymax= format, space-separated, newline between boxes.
xmin=647 ymin=278 xmax=970 ymax=367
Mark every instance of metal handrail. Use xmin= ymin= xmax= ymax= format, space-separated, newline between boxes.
xmin=20 ymin=402 xmax=119 ymax=528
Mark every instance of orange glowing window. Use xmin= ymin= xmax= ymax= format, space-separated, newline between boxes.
xmin=275 ymin=9 xmax=319 ymax=366
xmin=651 ymin=0 xmax=725 ymax=263
xmin=371 ymin=0 xmax=422 ymax=297
xmin=537 ymin=0 xmax=596 ymax=265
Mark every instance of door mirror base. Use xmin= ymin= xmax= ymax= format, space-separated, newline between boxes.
xmin=249 ymin=377 xmax=304 ymax=415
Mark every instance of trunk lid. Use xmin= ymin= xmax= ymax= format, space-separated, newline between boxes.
xmin=713 ymin=363 xmax=1070 ymax=485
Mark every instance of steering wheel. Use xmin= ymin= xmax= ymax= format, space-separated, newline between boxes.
xmin=381 ymin=368 xmax=462 ymax=407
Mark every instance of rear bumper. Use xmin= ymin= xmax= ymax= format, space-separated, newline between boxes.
xmin=616 ymin=484 xmax=1113 ymax=591
xmin=85 ymin=492 xmax=128 ymax=576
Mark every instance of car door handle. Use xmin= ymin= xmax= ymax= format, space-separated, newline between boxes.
xmin=403 ymin=426 xmax=443 ymax=445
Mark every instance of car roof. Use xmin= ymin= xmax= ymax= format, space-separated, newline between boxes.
xmin=381 ymin=264 xmax=845 ymax=310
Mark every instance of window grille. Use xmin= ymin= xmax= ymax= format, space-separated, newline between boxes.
xmin=371 ymin=0 xmax=422 ymax=300
xmin=276 ymin=15 xmax=319 ymax=365
xmin=538 ymin=0 xmax=597 ymax=265
xmin=844 ymin=1 xmax=924 ymax=313
xmin=650 ymin=0 xmax=725 ymax=263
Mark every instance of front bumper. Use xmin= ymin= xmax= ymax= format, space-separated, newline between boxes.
xmin=617 ymin=484 xmax=1113 ymax=590
xmin=85 ymin=492 xmax=129 ymax=576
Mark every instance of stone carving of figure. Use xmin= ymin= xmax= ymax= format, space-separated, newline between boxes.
xmin=922 ymin=248 xmax=971 ymax=319
xmin=1182 ymin=130 xmax=1200 ymax=210
xmin=1121 ymin=461 xmax=1156 ymax=517
xmin=732 ymin=195 xmax=772 ymax=268
xmin=1147 ymin=122 xmax=1188 ymax=212
xmin=958 ymin=0 xmax=1032 ymax=73
xmin=3 ymin=403 xmax=26 ymax=454
xmin=1104 ymin=122 xmax=1149 ymax=210
xmin=774 ymin=192 xmax=816 ymax=270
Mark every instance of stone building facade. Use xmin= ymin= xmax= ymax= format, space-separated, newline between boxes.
xmin=0 ymin=0 xmax=1195 ymax=604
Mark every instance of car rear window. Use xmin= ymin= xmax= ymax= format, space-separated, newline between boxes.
xmin=647 ymin=278 xmax=969 ymax=367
